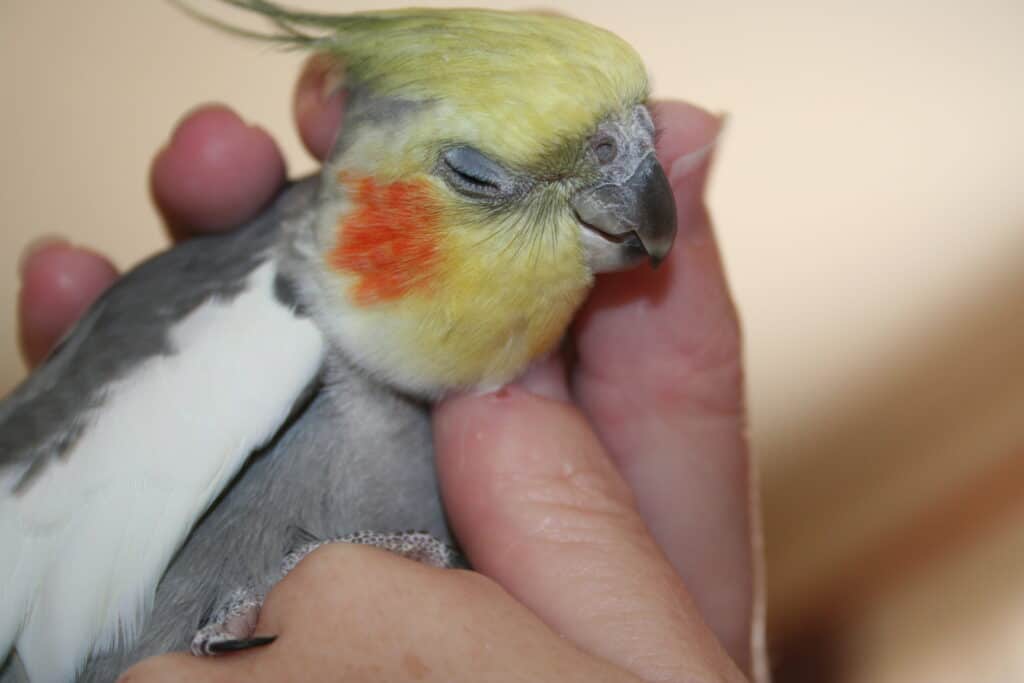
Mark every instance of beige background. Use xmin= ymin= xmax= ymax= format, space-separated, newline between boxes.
xmin=2 ymin=2 xmax=1023 ymax=680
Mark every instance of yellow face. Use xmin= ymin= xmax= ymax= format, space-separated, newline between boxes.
xmin=276 ymin=8 xmax=662 ymax=395
xmin=316 ymin=126 xmax=595 ymax=395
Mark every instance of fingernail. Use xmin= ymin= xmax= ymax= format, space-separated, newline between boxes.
xmin=670 ymin=113 xmax=728 ymax=245
xmin=320 ymin=64 xmax=345 ymax=102
xmin=514 ymin=355 xmax=570 ymax=402
xmin=669 ymin=112 xmax=728 ymax=182
xmin=295 ymin=70 xmax=324 ymax=122
xmin=298 ymin=55 xmax=344 ymax=109
xmin=19 ymin=235 xmax=69 ymax=278
xmin=306 ymin=54 xmax=345 ymax=101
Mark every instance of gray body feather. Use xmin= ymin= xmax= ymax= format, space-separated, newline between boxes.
xmin=0 ymin=177 xmax=450 ymax=681
xmin=80 ymin=366 xmax=445 ymax=681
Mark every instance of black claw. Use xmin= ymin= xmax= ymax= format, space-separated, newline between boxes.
xmin=208 ymin=635 xmax=277 ymax=653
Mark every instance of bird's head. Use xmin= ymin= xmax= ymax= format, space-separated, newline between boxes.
xmin=191 ymin=3 xmax=677 ymax=396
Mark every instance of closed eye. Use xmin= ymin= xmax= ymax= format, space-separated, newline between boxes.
xmin=439 ymin=145 xmax=512 ymax=200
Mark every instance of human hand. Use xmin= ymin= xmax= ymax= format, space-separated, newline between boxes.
xmin=18 ymin=57 xmax=759 ymax=682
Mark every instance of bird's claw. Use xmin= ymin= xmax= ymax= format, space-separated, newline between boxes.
xmin=190 ymin=585 xmax=266 ymax=656
xmin=190 ymin=530 xmax=459 ymax=657
xmin=202 ymin=634 xmax=277 ymax=654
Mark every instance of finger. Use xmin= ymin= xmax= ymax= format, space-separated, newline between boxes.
xmin=572 ymin=100 xmax=755 ymax=670
xmin=119 ymin=546 xmax=638 ymax=683
xmin=18 ymin=240 xmax=118 ymax=368
xmin=435 ymin=388 xmax=746 ymax=683
xmin=150 ymin=104 xmax=286 ymax=241
xmin=514 ymin=351 xmax=571 ymax=402
xmin=293 ymin=54 xmax=345 ymax=162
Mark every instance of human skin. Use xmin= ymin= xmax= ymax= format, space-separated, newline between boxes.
xmin=17 ymin=57 xmax=758 ymax=682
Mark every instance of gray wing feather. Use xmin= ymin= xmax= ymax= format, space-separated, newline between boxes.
xmin=0 ymin=177 xmax=319 ymax=488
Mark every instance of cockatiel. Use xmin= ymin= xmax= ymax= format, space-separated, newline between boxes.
xmin=0 ymin=1 xmax=677 ymax=681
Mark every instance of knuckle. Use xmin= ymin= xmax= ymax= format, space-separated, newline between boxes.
xmin=513 ymin=464 xmax=649 ymax=551
xmin=534 ymin=458 xmax=636 ymax=519
xmin=663 ymin=349 xmax=746 ymax=420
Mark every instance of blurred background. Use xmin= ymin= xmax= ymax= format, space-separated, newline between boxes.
xmin=2 ymin=1 xmax=1022 ymax=680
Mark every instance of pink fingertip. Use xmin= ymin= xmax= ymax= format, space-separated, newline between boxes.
xmin=513 ymin=354 xmax=571 ymax=402
xmin=18 ymin=235 xmax=69 ymax=277
xmin=151 ymin=104 xmax=286 ymax=238
xmin=650 ymin=100 xmax=726 ymax=164
xmin=294 ymin=55 xmax=345 ymax=162
xmin=18 ymin=244 xmax=118 ymax=367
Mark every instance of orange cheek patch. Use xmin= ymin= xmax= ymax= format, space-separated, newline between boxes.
xmin=329 ymin=174 xmax=442 ymax=305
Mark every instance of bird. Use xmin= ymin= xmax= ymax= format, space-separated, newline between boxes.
xmin=0 ymin=2 xmax=677 ymax=680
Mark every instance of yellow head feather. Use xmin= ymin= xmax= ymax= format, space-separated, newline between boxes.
xmin=186 ymin=2 xmax=649 ymax=169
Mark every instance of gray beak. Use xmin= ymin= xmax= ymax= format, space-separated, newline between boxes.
xmin=572 ymin=153 xmax=677 ymax=272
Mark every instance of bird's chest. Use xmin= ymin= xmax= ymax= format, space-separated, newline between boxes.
xmin=392 ymin=274 xmax=588 ymax=391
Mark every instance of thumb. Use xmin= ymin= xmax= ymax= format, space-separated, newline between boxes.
xmin=433 ymin=386 xmax=745 ymax=682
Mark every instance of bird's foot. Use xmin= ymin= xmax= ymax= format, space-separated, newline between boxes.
xmin=284 ymin=529 xmax=461 ymax=573
xmin=191 ymin=585 xmax=273 ymax=656
xmin=190 ymin=531 xmax=458 ymax=657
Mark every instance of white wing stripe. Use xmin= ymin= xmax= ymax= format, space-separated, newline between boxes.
xmin=2 ymin=262 xmax=325 ymax=682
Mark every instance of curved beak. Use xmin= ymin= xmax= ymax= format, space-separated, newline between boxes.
xmin=572 ymin=153 xmax=677 ymax=272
